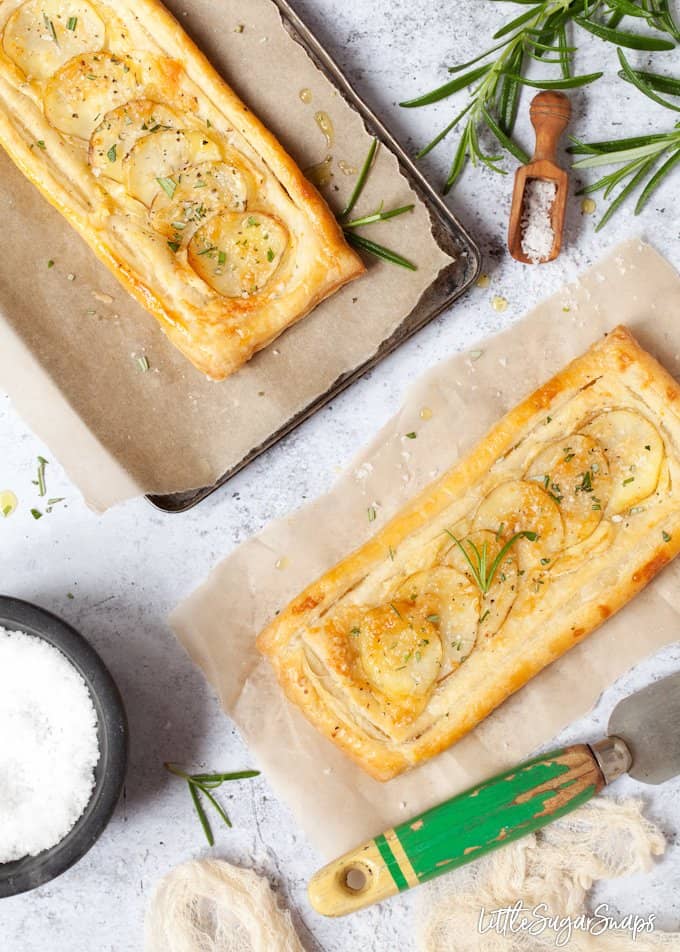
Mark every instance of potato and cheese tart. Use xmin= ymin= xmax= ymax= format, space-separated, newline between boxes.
xmin=0 ymin=0 xmax=364 ymax=378
xmin=258 ymin=328 xmax=680 ymax=780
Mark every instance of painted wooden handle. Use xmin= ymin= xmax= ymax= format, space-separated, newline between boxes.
xmin=530 ymin=90 xmax=572 ymax=163
xmin=308 ymin=745 xmax=604 ymax=917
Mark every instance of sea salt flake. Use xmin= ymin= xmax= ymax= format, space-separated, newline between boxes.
xmin=0 ymin=627 xmax=100 ymax=862
xmin=520 ymin=179 xmax=556 ymax=264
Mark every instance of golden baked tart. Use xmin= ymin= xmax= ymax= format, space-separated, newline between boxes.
xmin=258 ymin=327 xmax=680 ymax=780
xmin=0 ymin=0 xmax=364 ymax=379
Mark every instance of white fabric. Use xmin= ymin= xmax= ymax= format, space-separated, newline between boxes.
xmin=418 ymin=798 xmax=679 ymax=951
xmin=145 ymin=859 xmax=305 ymax=952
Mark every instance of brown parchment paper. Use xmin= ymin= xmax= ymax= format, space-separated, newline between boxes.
xmin=171 ymin=239 xmax=680 ymax=859
xmin=0 ymin=0 xmax=451 ymax=511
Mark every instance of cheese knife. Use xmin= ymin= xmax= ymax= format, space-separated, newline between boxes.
xmin=308 ymin=671 xmax=680 ymax=916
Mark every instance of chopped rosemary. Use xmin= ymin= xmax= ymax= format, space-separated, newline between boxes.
xmin=34 ymin=456 xmax=48 ymax=497
xmin=164 ymin=763 xmax=259 ymax=846
xmin=30 ymin=508 xmax=43 ymax=520
xmin=663 ymin=530 xmax=672 ymax=542
xmin=405 ymin=431 xmax=417 ymax=439
xmin=47 ymin=259 xmax=54 ymax=268
xmin=167 ymin=240 xmax=180 ymax=253
xmin=156 ymin=176 xmax=178 ymax=199
xmin=446 ymin=529 xmax=537 ymax=595
xmin=107 ymin=144 xmax=117 ymax=163
xmin=36 ymin=140 xmax=46 ymax=150
xmin=367 ymin=506 xmax=377 ymax=522
xmin=136 ymin=355 xmax=150 ymax=372
xmin=67 ymin=16 xmax=78 ymax=31
xmin=623 ymin=476 xmax=635 ymax=486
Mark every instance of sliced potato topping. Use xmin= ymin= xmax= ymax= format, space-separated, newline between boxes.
xmin=4 ymin=0 xmax=105 ymax=82
xmin=124 ymin=128 xmax=222 ymax=206
xmin=357 ymin=599 xmax=442 ymax=700
xmin=150 ymin=160 xmax=249 ymax=246
xmin=43 ymin=51 xmax=139 ymax=139
xmin=550 ymin=520 xmax=615 ymax=577
xmin=443 ymin=529 xmax=519 ymax=641
xmin=473 ymin=479 xmax=564 ymax=566
xmin=188 ymin=212 xmax=287 ymax=298
xmin=526 ymin=434 xmax=611 ymax=548
xmin=89 ymin=99 xmax=180 ymax=183
xmin=395 ymin=566 xmax=480 ymax=678
xmin=581 ymin=409 xmax=664 ymax=513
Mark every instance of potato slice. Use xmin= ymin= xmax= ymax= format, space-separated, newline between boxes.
xmin=124 ymin=128 xmax=222 ymax=206
xmin=473 ymin=479 xmax=564 ymax=565
xmin=443 ymin=529 xmax=519 ymax=642
xmin=150 ymin=161 xmax=249 ymax=246
xmin=550 ymin=520 xmax=615 ymax=577
xmin=188 ymin=211 xmax=288 ymax=298
xmin=89 ymin=99 xmax=180 ymax=183
xmin=43 ymin=51 xmax=139 ymax=139
xmin=526 ymin=434 xmax=611 ymax=548
xmin=358 ymin=599 xmax=442 ymax=700
xmin=4 ymin=0 xmax=105 ymax=82
xmin=395 ymin=566 xmax=480 ymax=678
xmin=581 ymin=409 xmax=664 ymax=513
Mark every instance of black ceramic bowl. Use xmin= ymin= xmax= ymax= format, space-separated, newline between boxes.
xmin=0 ymin=597 xmax=128 ymax=898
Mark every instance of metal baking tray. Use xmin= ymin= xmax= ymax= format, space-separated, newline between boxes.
xmin=148 ymin=0 xmax=481 ymax=513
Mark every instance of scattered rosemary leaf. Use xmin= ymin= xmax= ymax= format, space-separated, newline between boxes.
xmin=663 ymin=530 xmax=672 ymax=542
xmin=30 ymin=508 xmax=43 ymax=520
xmin=164 ymin=763 xmax=260 ymax=846
xmin=405 ymin=431 xmax=417 ymax=440
xmin=107 ymin=144 xmax=117 ymax=163
xmin=367 ymin=506 xmax=377 ymax=522
xmin=67 ymin=16 xmax=78 ymax=31
xmin=35 ymin=456 xmax=48 ymax=497
xmin=136 ymin=355 xmax=150 ymax=372
xmin=623 ymin=476 xmax=635 ymax=486
xmin=167 ymin=240 xmax=180 ymax=253
xmin=36 ymin=140 xmax=46 ymax=150
xmin=156 ymin=176 xmax=177 ymax=199
xmin=47 ymin=259 xmax=55 ymax=268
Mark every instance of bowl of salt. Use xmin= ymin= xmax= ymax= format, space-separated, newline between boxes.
xmin=0 ymin=597 xmax=128 ymax=897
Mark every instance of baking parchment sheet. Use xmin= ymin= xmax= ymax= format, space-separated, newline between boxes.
xmin=0 ymin=0 xmax=451 ymax=511
xmin=172 ymin=239 xmax=680 ymax=860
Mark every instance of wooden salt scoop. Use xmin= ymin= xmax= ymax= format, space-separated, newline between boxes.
xmin=508 ymin=90 xmax=572 ymax=264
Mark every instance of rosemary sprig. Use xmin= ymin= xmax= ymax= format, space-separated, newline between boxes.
xmin=164 ymin=762 xmax=260 ymax=846
xmin=445 ymin=529 xmax=538 ymax=594
xmin=401 ymin=0 xmax=677 ymax=193
xmin=569 ymin=49 xmax=680 ymax=228
xmin=338 ymin=139 xmax=417 ymax=270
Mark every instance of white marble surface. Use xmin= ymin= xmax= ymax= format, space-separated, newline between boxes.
xmin=2 ymin=1 xmax=680 ymax=949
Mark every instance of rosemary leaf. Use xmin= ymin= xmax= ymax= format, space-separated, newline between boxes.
xmin=189 ymin=783 xmax=214 ymax=846
xmin=574 ymin=14 xmax=675 ymax=49
xmin=345 ymin=232 xmax=417 ymax=271
xmin=634 ymin=147 xmax=680 ymax=213
xmin=340 ymin=138 xmax=378 ymax=219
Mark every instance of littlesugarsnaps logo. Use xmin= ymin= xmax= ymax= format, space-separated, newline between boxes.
xmin=478 ymin=900 xmax=657 ymax=946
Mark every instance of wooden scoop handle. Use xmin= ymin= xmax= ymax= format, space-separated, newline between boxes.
xmin=530 ymin=91 xmax=572 ymax=163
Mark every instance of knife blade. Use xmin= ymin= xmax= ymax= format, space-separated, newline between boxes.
xmin=308 ymin=671 xmax=680 ymax=917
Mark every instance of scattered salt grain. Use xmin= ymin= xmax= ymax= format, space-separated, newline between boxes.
xmin=520 ymin=179 xmax=556 ymax=264
xmin=0 ymin=627 xmax=100 ymax=862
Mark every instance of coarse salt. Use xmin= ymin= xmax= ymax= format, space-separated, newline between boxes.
xmin=0 ymin=627 xmax=100 ymax=862
xmin=520 ymin=179 xmax=556 ymax=264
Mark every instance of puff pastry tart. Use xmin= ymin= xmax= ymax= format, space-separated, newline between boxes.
xmin=0 ymin=0 xmax=364 ymax=379
xmin=258 ymin=327 xmax=680 ymax=780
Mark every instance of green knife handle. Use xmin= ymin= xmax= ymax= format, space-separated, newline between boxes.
xmin=308 ymin=744 xmax=605 ymax=917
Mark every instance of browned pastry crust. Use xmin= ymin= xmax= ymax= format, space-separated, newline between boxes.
xmin=258 ymin=327 xmax=680 ymax=780
xmin=0 ymin=0 xmax=364 ymax=379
